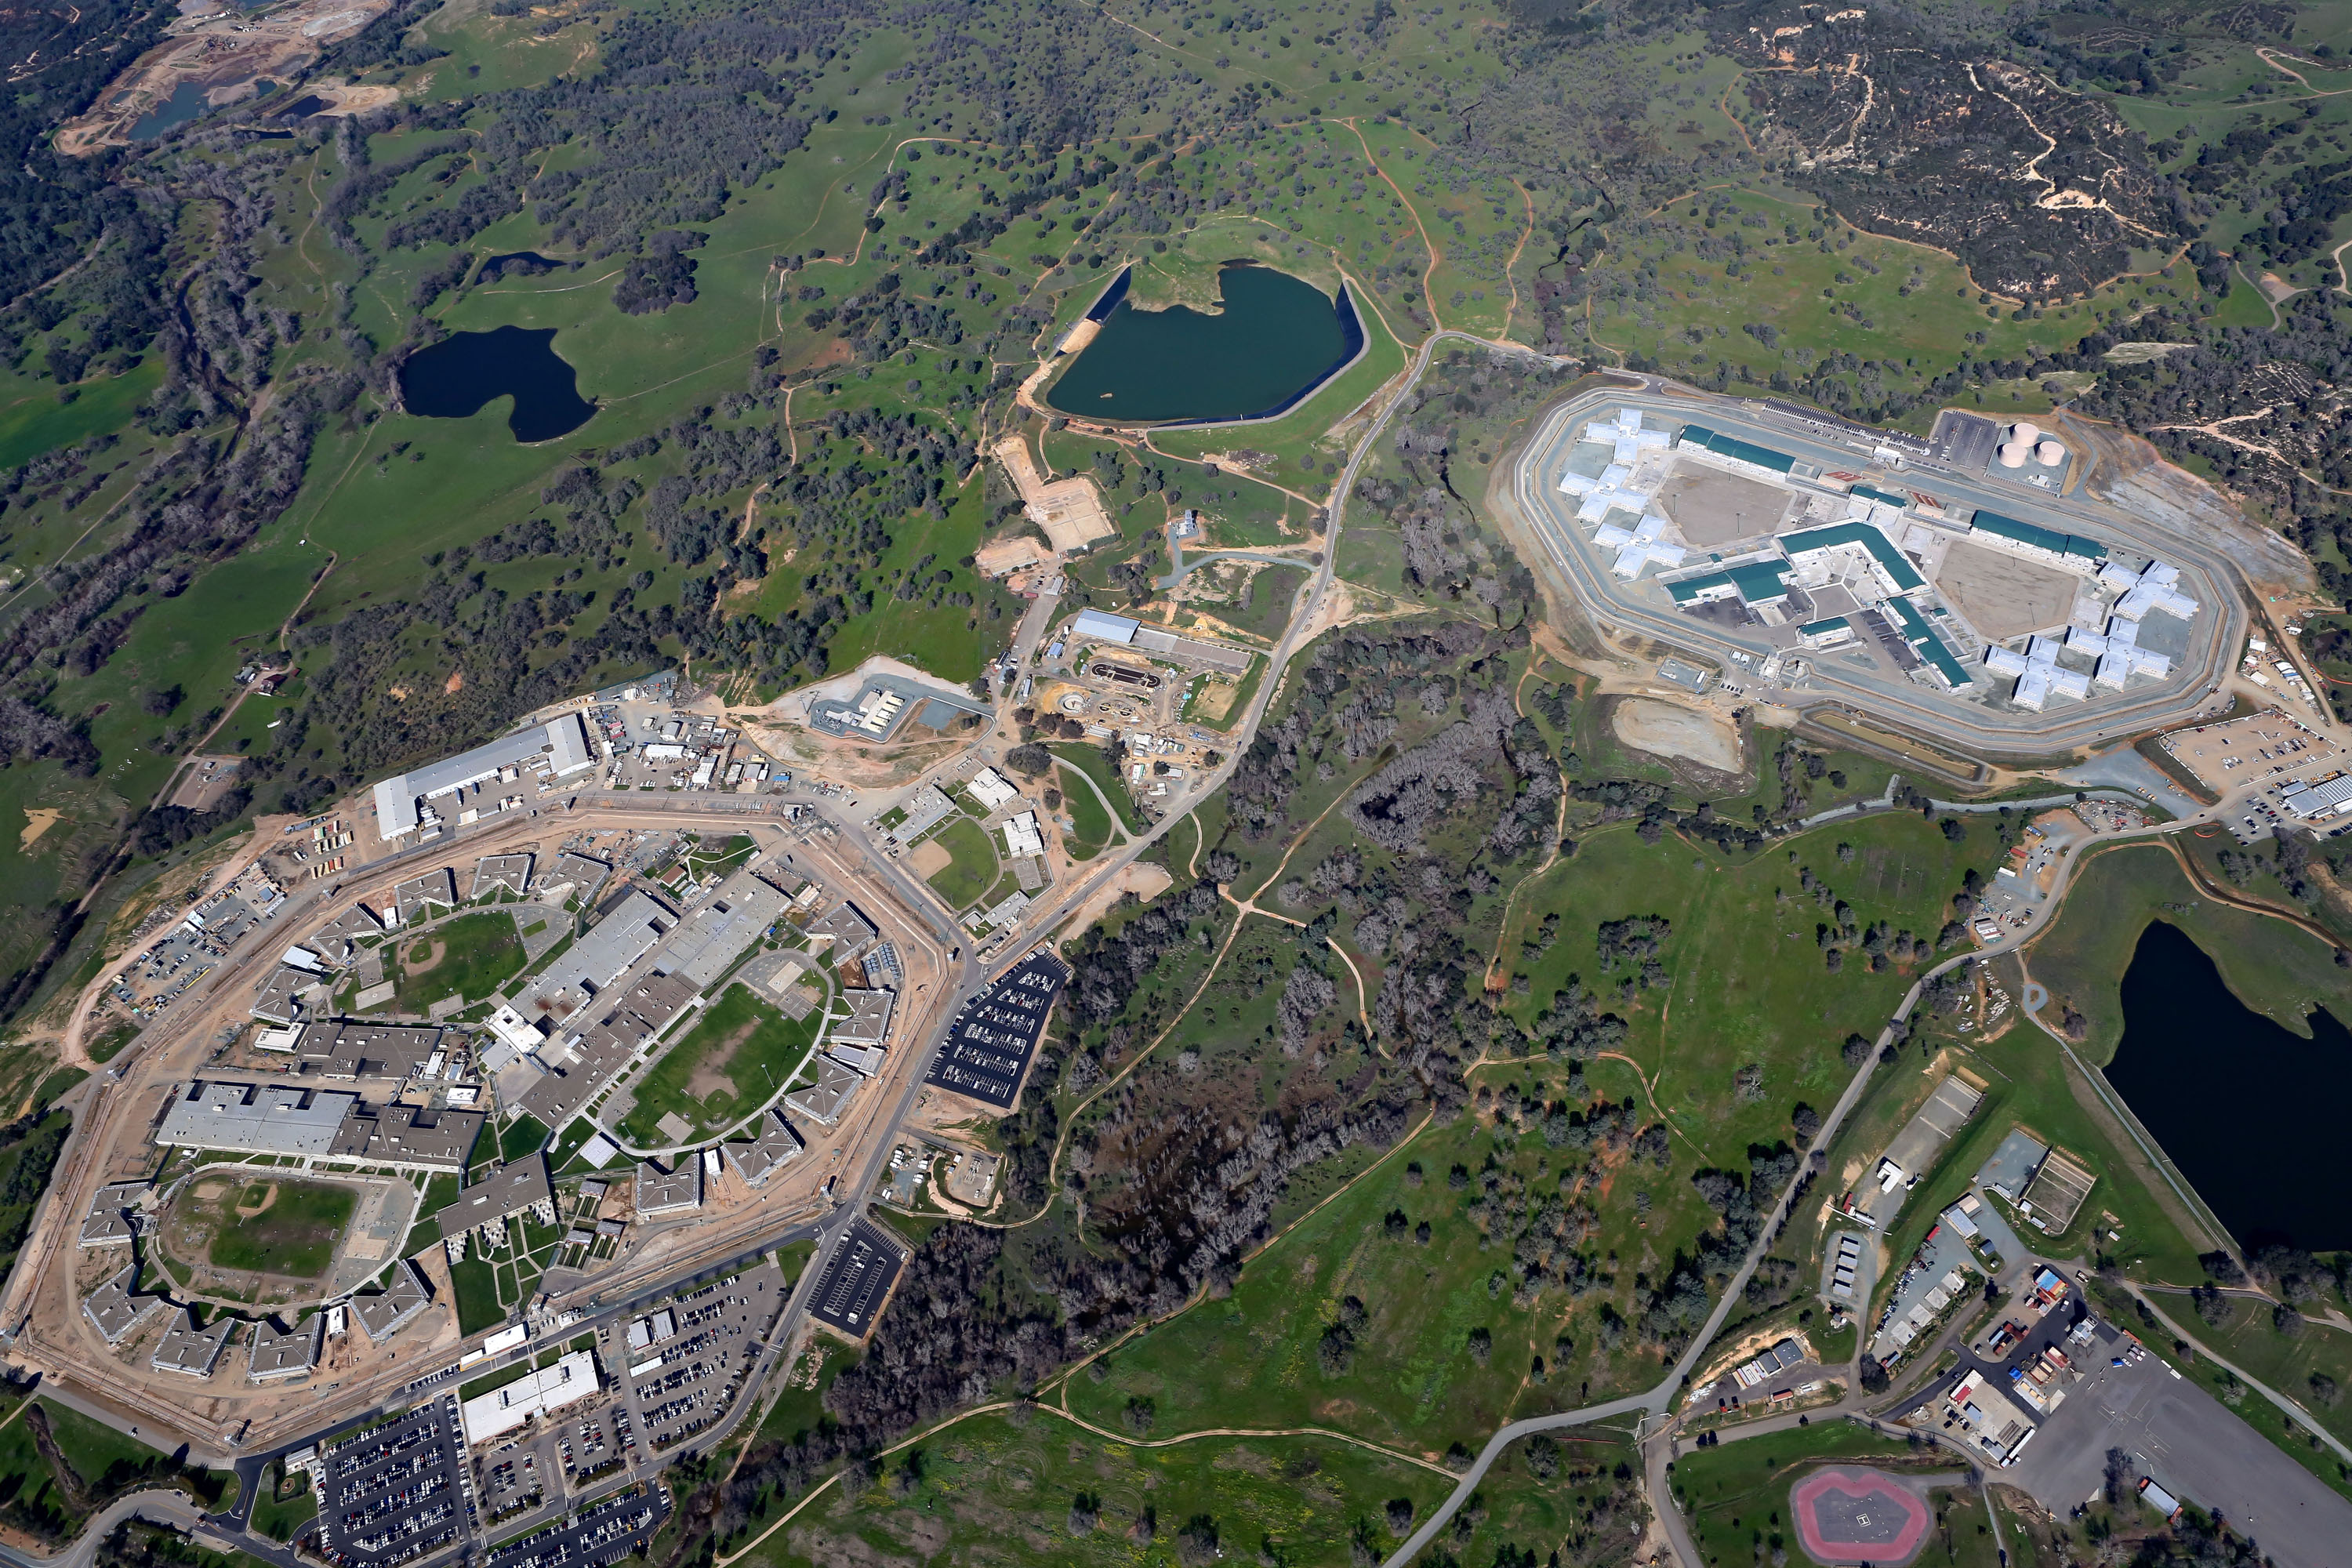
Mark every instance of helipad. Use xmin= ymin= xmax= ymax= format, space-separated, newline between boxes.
xmin=1790 ymin=1468 xmax=1933 ymax=1566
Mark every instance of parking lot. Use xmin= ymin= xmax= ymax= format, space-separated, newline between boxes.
xmin=485 ymin=1486 xmax=668 ymax=1568
xmin=318 ymin=1399 xmax=474 ymax=1568
xmin=924 ymin=949 xmax=1070 ymax=1109
xmin=602 ymin=1258 xmax=786 ymax=1454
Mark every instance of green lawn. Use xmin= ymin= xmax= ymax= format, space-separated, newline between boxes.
xmin=616 ymin=984 xmax=822 ymax=1146
xmin=449 ymin=1256 xmax=504 ymax=1335
xmin=1668 ymin=1419 xmax=1940 ymax=1568
xmin=251 ymin=1473 xmax=319 ymax=1544
xmin=922 ymin=815 xmax=1000 ymax=909
xmin=1057 ymin=764 xmax=1114 ymax=858
xmin=395 ymin=911 xmax=526 ymax=1008
xmin=206 ymin=1180 xmax=357 ymax=1279
xmin=1050 ymin=742 xmax=1146 ymax=833
xmin=2178 ymin=1293 xmax=2352 ymax=1452
xmin=499 ymin=1115 xmax=550 ymax=1163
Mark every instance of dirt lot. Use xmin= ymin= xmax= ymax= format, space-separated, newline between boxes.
xmin=993 ymin=434 xmax=1116 ymax=552
xmin=1651 ymin=463 xmax=1793 ymax=548
xmin=1611 ymin=695 xmax=1742 ymax=773
xmin=1932 ymin=539 xmax=2076 ymax=641
xmin=906 ymin=840 xmax=953 ymax=877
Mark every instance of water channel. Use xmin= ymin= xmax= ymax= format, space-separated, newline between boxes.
xmin=1044 ymin=261 xmax=1363 ymax=425
xmin=2105 ymin=919 xmax=2352 ymax=1250
xmin=398 ymin=326 xmax=595 ymax=443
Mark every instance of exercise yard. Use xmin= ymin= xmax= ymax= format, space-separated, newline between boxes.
xmin=615 ymin=982 xmax=823 ymax=1147
xmin=1930 ymin=539 xmax=2076 ymax=642
xmin=1651 ymin=463 xmax=1794 ymax=548
xmin=166 ymin=1176 xmax=358 ymax=1279
xmin=394 ymin=909 xmax=525 ymax=1008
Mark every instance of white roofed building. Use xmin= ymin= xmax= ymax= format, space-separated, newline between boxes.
xmin=459 ymin=1349 xmax=602 ymax=1444
xmin=372 ymin=713 xmax=597 ymax=840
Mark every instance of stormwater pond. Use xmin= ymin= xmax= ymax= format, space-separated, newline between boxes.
xmin=2104 ymin=918 xmax=2352 ymax=1250
xmin=399 ymin=325 xmax=594 ymax=443
xmin=1045 ymin=261 xmax=1362 ymax=424
xmin=131 ymin=82 xmax=211 ymax=141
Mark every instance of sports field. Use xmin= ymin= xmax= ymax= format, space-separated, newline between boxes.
xmin=171 ymin=1176 xmax=356 ymax=1279
xmin=616 ymin=984 xmax=822 ymax=1146
xmin=394 ymin=911 xmax=526 ymax=1009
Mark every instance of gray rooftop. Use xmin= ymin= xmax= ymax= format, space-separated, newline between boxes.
xmin=155 ymin=1080 xmax=356 ymax=1158
xmin=533 ymin=890 xmax=676 ymax=1004
xmin=296 ymin=1021 xmax=445 ymax=1080
xmin=392 ymin=869 xmax=459 ymax=924
xmin=82 ymin=1264 xmax=163 ymax=1344
xmin=1975 ymin=1127 xmax=2051 ymax=1204
xmin=78 ymin=1182 xmax=145 ymax=1248
xmin=725 ymin=1110 xmax=805 ymax=1187
xmin=635 ymin=1160 xmax=702 ymax=1217
xmin=351 ymin=1258 xmax=434 ymax=1342
xmin=252 ymin=964 xmax=330 ymax=1025
xmin=329 ymin=1102 xmax=482 ymax=1171
xmin=652 ymin=870 xmax=790 ymax=989
xmin=803 ymin=901 xmax=877 ymax=954
xmin=784 ymin=1054 xmax=864 ymax=1128
xmin=151 ymin=1309 xmax=237 ymax=1377
xmin=437 ymin=1156 xmax=554 ymax=1240
xmin=832 ymin=989 xmax=895 ymax=1047
xmin=470 ymin=853 xmax=536 ymax=900
xmin=248 ymin=1316 xmax=322 ymax=1381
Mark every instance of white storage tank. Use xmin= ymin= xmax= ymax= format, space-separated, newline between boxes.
xmin=1996 ymin=441 xmax=2029 ymax=468
xmin=2009 ymin=420 xmax=2042 ymax=445
xmin=2034 ymin=439 xmax=2067 ymax=467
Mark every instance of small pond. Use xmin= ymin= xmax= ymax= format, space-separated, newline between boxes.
xmin=2105 ymin=919 xmax=2352 ymax=1250
xmin=132 ymin=82 xmax=211 ymax=141
xmin=399 ymin=326 xmax=594 ymax=444
xmin=1044 ymin=262 xmax=1362 ymax=425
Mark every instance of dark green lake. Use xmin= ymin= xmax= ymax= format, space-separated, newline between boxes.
xmin=400 ymin=326 xmax=595 ymax=444
xmin=1045 ymin=263 xmax=1362 ymax=424
xmin=2105 ymin=920 xmax=2352 ymax=1250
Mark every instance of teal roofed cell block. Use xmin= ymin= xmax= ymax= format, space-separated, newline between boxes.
xmin=1970 ymin=510 xmax=2107 ymax=561
xmin=1778 ymin=521 xmax=1927 ymax=595
xmin=1664 ymin=558 xmax=1793 ymax=607
xmin=1849 ymin=484 xmax=1909 ymax=509
xmin=1886 ymin=597 xmax=1973 ymax=690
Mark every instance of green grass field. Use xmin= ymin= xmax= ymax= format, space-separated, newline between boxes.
xmin=921 ymin=816 xmax=1000 ymax=909
xmin=2022 ymin=842 xmax=2352 ymax=1062
xmin=499 ymin=1115 xmax=550 ymax=1163
xmin=1050 ymin=742 xmax=1147 ymax=833
xmin=395 ymin=912 xmax=526 ymax=1009
xmin=450 ymin=1257 xmax=504 ymax=1336
xmin=251 ymin=1472 xmax=318 ymax=1544
xmin=616 ymin=984 xmax=821 ymax=1146
xmin=1057 ymin=764 xmax=1115 ymax=858
xmin=1668 ymin=1420 xmax=1942 ymax=1568
xmin=204 ymin=1179 xmax=357 ymax=1279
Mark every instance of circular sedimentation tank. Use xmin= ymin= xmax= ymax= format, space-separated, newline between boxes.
xmin=2034 ymin=438 xmax=2067 ymax=466
xmin=1996 ymin=441 xmax=2029 ymax=467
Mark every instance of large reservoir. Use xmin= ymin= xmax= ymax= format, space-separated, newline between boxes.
xmin=1045 ymin=263 xmax=1363 ymax=425
xmin=2105 ymin=919 xmax=2352 ymax=1250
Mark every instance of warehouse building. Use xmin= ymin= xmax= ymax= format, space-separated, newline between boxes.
xmin=371 ymin=713 xmax=598 ymax=840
